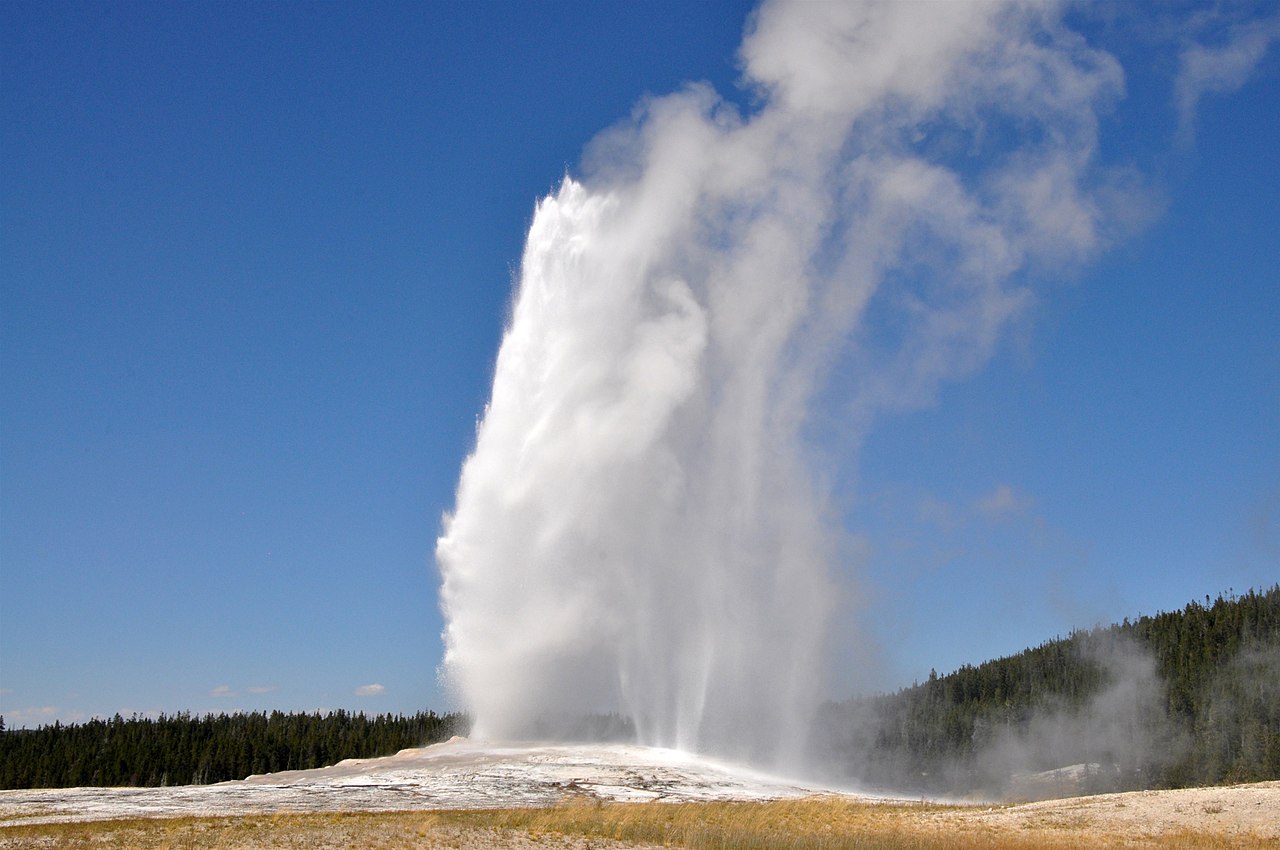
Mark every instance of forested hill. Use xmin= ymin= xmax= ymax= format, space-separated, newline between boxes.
xmin=818 ymin=585 xmax=1280 ymax=797
xmin=0 ymin=709 xmax=467 ymax=789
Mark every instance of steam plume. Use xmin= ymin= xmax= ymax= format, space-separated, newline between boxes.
xmin=437 ymin=0 xmax=1127 ymax=765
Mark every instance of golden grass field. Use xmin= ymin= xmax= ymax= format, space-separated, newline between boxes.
xmin=3 ymin=788 xmax=1278 ymax=850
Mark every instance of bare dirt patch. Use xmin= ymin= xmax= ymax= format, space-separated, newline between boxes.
xmin=928 ymin=781 xmax=1280 ymax=845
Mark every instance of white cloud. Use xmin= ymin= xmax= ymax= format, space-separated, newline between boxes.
xmin=209 ymin=684 xmax=274 ymax=697
xmin=976 ymin=484 xmax=1033 ymax=520
xmin=354 ymin=683 xmax=386 ymax=697
xmin=2 ymin=706 xmax=61 ymax=727
xmin=1176 ymin=15 xmax=1280 ymax=141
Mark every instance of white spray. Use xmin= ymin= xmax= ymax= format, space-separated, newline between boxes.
xmin=437 ymin=0 xmax=1127 ymax=766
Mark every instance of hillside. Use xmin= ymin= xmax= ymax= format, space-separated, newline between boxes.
xmin=818 ymin=585 xmax=1280 ymax=797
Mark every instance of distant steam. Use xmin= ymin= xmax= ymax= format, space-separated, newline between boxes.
xmin=814 ymin=631 xmax=1192 ymax=799
xmin=437 ymin=0 xmax=1133 ymax=765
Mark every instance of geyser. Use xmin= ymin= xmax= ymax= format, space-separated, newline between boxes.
xmin=437 ymin=0 xmax=1127 ymax=766
xmin=437 ymin=177 xmax=836 ymax=762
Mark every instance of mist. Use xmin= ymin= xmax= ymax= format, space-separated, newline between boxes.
xmin=436 ymin=0 xmax=1140 ymax=768
xmin=977 ymin=636 xmax=1186 ymax=799
xmin=815 ymin=632 xmax=1189 ymax=799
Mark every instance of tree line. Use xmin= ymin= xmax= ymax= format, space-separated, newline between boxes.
xmin=816 ymin=585 xmax=1280 ymax=797
xmin=4 ymin=586 xmax=1276 ymax=794
xmin=0 ymin=709 xmax=467 ymax=789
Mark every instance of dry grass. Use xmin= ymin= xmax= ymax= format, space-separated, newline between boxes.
xmin=3 ymin=796 xmax=1277 ymax=850
xmin=470 ymin=796 xmax=1278 ymax=849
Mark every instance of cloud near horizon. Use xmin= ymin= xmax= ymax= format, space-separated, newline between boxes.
xmin=354 ymin=683 xmax=386 ymax=697
xmin=2 ymin=706 xmax=69 ymax=727
xmin=209 ymin=684 xmax=275 ymax=698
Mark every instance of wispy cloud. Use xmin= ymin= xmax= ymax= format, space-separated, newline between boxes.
xmin=209 ymin=684 xmax=274 ymax=698
xmin=976 ymin=484 xmax=1033 ymax=521
xmin=2 ymin=706 xmax=62 ymax=727
xmin=911 ymin=484 xmax=1033 ymax=529
xmin=1176 ymin=14 xmax=1280 ymax=142
xmin=354 ymin=683 xmax=386 ymax=697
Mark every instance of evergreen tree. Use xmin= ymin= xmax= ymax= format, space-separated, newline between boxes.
xmin=0 ymin=709 xmax=468 ymax=789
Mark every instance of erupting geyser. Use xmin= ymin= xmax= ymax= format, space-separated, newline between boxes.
xmin=437 ymin=0 xmax=1128 ymax=766
xmin=436 ymin=176 xmax=837 ymax=762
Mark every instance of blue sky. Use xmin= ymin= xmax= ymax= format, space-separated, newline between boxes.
xmin=2 ymin=0 xmax=1277 ymax=728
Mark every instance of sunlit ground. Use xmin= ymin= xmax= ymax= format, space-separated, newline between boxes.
xmin=3 ymin=790 xmax=1278 ymax=850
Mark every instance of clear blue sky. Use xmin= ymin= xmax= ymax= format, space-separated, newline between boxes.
xmin=2 ymin=1 xmax=1277 ymax=727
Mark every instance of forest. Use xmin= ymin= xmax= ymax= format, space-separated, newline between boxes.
xmin=2 ymin=586 xmax=1277 ymax=793
xmin=0 ymin=709 xmax=466 ymax=789
xmin=816 ymin=585 xmax=1280 ymax=797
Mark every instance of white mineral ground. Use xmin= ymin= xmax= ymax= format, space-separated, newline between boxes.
xmin=0 ymin=737 xmax=850 ymax=825
xmin=1 ymin=737 xmax=1276 ymax=841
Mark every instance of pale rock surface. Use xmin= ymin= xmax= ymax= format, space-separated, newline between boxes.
xmin=0 ymin=738 xmax=850 ymax=826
